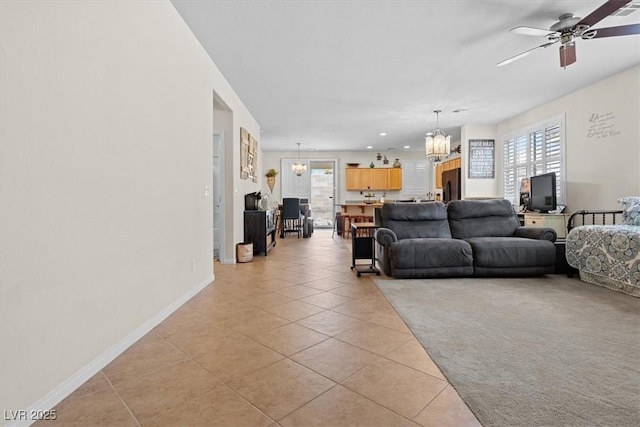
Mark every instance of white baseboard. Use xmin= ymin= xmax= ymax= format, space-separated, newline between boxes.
xmin=7 ymin=275 xmax=213 ymax=427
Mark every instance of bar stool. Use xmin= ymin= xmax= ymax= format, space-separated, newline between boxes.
xmin=342 ymin=215 xmax=352 ymax=239
xmin=332 ymin=212 xmax=342 ymax=239
xmin=351 ymin=215 xmax=368 ymax=237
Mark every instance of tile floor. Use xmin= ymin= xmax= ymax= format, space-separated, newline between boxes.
xmin=38 ymin=229 xmax=480 ymax=426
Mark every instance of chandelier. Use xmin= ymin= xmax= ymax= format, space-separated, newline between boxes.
xmin=291 ymin=143 xmax=307 ymax=176
xmin=425 ymin=110 xmax=451 ymax=163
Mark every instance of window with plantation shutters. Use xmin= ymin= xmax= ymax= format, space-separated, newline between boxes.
xmin=401 ymin=159 xmax=428 ymax=196
xmin=502 ymin=116 xmax=565 ymax=207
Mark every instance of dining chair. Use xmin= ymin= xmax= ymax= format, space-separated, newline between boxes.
xmin=282 ymin=198 xmax=303 ymax=238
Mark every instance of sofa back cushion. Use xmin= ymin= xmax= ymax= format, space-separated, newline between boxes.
xmin=380 ymin=202 xmax=451 ymax=239
xmin=447 ymin=199 xmax=519 ymax=239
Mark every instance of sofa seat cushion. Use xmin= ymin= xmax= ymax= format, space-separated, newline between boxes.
xmin=388 ymin=238 xmax=474 ymax=278
xmin=465 ymin=237 xmax=555 ymax=268
xmin=390 ymin=238 xmax=473 ymax=269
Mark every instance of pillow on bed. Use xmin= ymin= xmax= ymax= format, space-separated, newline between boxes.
xmin=618 ymin=196 xmax=640 ymax=226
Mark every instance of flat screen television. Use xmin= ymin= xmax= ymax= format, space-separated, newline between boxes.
xmin=529 ymin=172 xmax=557 ymax=213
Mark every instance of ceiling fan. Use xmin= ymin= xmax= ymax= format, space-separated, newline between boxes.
xmin=497 ymin=0 xmax=640 ymax=68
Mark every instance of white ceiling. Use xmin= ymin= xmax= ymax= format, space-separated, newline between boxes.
xmin=171 ymin=0 xmax=640 ymax=152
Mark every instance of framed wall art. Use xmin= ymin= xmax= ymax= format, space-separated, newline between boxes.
xmin=240 ymin=127 xmax=258 ymax=182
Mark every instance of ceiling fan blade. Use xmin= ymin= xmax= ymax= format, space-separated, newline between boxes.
xmin=559 ymin=42 xmax=577 ymax=68
xmin=576 ymin=0 xmax=632 ymax=28
xmin=589 ymin=23 xmax=640 ymax=38
xmin=510 ymin=26 xmax=555 ymax=37
xmin=496 ymin=40 xmax=558 ymax=66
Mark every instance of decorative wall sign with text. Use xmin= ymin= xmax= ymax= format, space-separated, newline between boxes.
xmin=586 ymin=112 xmax=620 ymax=140
xmin=240 ymin=127 xmax=258 ymax=182
xmin=468 ymin=139 xmax=495 ymax=179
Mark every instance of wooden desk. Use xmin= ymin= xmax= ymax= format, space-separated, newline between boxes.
xmin=350 ymin=222 xmax=380 ymax=277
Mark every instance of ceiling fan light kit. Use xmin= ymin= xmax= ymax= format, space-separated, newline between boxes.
xmin=497 ymin=0 xmax=639 ymax=68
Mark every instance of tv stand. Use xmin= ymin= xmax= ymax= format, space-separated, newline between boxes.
xmin=524 ymin=213 xmax=570 ymax=239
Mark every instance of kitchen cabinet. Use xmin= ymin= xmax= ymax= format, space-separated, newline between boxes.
xmin=371 ymin=169 xmax=388 ymax=189
xmin=435 ymin=164 xmax=443 ymax=188
xmin=388 ymin=168 xmax=402 ymax=190
xmin=346 ymin=168 xmax=361 ymax=190
xmin=345 ymin=168 xmax=403 ymax=191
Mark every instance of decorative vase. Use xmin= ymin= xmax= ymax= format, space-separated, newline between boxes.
xmin=393 ymin=159 xmax=401 ymax=168
xmin=370 ymin=162 xmax=375 ymax=168
xmin=267 ymin=176 xmax=276 ymax=193
xmin=383 ymin=156 xmax=389 ymax=165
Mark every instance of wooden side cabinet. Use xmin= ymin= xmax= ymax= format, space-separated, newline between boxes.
xmin=244 ymin=210 xmax=276 ymax=256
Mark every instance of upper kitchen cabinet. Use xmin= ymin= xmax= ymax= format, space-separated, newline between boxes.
xmin=345 ymin=168 xmax=402 ymax=191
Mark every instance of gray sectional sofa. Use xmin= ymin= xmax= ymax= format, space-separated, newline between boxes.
xmin=374 ymin=199 xmax=557 ymax=278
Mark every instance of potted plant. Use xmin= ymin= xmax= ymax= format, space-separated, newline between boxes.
xmin=265 ymin=168 xmax=278 ymax=193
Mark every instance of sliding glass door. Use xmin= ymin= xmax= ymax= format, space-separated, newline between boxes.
xmin=309 ymin=161 xmax=336 ymax=228
xmin=280 ymin=158 xmax=337 ymax=229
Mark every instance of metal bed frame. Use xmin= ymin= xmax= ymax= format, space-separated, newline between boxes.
xmin=566 ymin=209 xmax=624 ymax=234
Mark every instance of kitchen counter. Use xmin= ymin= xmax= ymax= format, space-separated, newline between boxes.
xmin=339 ymin=202 xmax=383 ymax=214
xmin=339 ymin=200 xmax=438 ymax=214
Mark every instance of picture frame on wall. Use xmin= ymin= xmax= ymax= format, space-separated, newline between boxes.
xmin=468 ymin=139 xmax=495 ymax=179
xmin=240 ymin=127 xmax=258 ymax=182
xmin=240 ymin=127 xmax=249 ymax=180
xmin=519 ymin=177 xmax=530 ymax=211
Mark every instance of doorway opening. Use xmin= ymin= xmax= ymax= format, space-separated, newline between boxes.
xmin=309 ymin=160 xmax=337 ymax=228
xmin=213 ymin=132 xmax=224 ymax=261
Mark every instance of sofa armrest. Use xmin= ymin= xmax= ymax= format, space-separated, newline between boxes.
xmin=374 ymin=228 xmax=398 ymax=246
xmin=515 ymin=226 xmax=557 ymax=242
xmin=374 ymin=228 xmax=397 ymax=277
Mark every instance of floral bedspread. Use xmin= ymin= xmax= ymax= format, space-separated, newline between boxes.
xmin=566 ymin=225 xmax=640 ymax=297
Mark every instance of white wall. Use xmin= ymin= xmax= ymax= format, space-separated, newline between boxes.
xmin=497 ymin=65 xmax=640 ymax=211
xmin=0 ymin=0 xmax=259 ymax=417
xmin=261 ymin=150 xmax=435 ymax=204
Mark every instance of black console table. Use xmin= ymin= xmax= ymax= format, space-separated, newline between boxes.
xmin=244 ymin=210 xmax=276 ymax=256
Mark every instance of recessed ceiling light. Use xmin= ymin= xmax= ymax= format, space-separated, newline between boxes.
xmin=404 ymin=145 xmax=410 ymax=149
xmin=379 ymin=132 xmax=387 ymax=136
xmin=366 ymin=145 xmax=373 ymax=149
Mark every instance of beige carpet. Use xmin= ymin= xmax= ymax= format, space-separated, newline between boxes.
xmin=374 ymin=275 xmax=640 ymax=427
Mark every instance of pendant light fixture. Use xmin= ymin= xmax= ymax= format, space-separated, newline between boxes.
xmin=425 ymin=110 xmax=451 ymax=164
xmin=291 ymin=143 xmax=307 ymax=176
